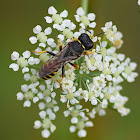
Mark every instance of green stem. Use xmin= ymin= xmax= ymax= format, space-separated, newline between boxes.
xmin=81 ymin=0 xmax=88 ymax=15
xmin=28 ymin=65 xmax=40 ymax=69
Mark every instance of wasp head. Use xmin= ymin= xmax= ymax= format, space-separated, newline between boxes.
xmin=78 ymin=33 xmax=94 ymax=50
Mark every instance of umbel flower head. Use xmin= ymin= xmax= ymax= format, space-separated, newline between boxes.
xmin=9 ymin=6 xmax=138 ymax=138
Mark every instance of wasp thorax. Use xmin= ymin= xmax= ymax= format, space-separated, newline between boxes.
xmin=78 ymin=33 xmax=94 ymax=50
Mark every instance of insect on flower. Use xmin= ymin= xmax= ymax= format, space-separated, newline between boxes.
xmin=30 ymin=32 xmax=104 ymax=88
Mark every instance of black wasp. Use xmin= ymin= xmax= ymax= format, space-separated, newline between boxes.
xmin=30 ymin=32 xmax=103 ymax=88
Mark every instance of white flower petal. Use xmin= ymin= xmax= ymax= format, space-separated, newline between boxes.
xmin=9 ymin=63 xmax=19 ymax=71
xmin=74 ymin=32 xmax=80 ymax=38
xmin=69 ymin=125 xmax=76 ymax=133
xmin=39 ymin=43 xmax=46 ymax=48
xmin=44 ymin=27 xmax=52 ymax=35
xmin=47 ymin=38 xmax=55 ymax=46
xmin=24 ymin=73 xmax=30 ymax=81
xmin=51 ymin=92 xmax=56 ymax=98
xmin=39 ymin=111 xmax=46 ymax=119
xmin=21 ymin=84 xmax=29 ymax=92
xmin=33 ymin=97 xmax=39 ymax=103
xmin=58 ymin=34 xmax=64 ymax=41
xmin=69 ymin=22 xmax=76 ymax=30
xmin=74 ymin=15 xmax=80 ymax=22
xmin=34 ymin=120 xmax=42 ymax=129
xmin=33 ymin=25 xmax=42 ymax=34
xmin=39 ymin=84 xmax=45 ymax=91
xmin=29 ymin=36 xmax=38 ymax=44
xmin=50 ymin=124 xmax=56 ymax=133
xmin=88 ymin=13 xmax=96 ymax=21
xmin=11 ymin=51 xmax=19 ymax=60
xmin=22 ymin=50 xmax=31 ymax=58
xmin=76 ymin=7 xmax=85 ymax=16
xmin=23 ymin=100 xmax=31 ymax=107
xmin=89 ymin=22 xmax=96 ymax=28
xmin=53 ymin=106 xmax=59 ymax=112
xmin=48 ymin=6 xmax=57 ymax=15
xmin=71 ymin=117 xmax=78 ymax=124
xmin=16 ymin=92 xmax=24 ymax=100
xmin=109 ymin=95 xmax=115 ymax=103
xmin=99 ymin=109 xmax=106 ymax=116
xmin=85 ymin=121 xmax=93 ymax=127
xmin=130 ymin=62 xmax=137 ymax=71
xmin=102 ymin=99 xmax=108 ymax=108
xmin=138 ymin=0 xmax=140 ymax=6
xmin=37 ymin=92 xmax=44 ymax=99
xmin=60 ymin=10 xmax=68 ymax=18
xmin=105 ymin=21 xmax=112 ymax=29
xmin=91 ymin=99 xmax=97 ymax=105
xmin=78 ymin=129 xmax=87 ymax=138
xmin=49 ymin=113 xmax=56 ymax=120
xmin=44 ymin=16 xmax=53 ymax=23
xmin=118 ymin=54 xmax=125 ymax=61
xmin=38 ymin=102 xmax=46 ymax=110
xmin=22 ymin=67 xmax=29 ymax=73
xmin=41 ymin=129 xmax=50 ymax=138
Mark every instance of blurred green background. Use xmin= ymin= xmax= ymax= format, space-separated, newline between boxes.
xmin=1 ymin=0 xmax=140 ymax=140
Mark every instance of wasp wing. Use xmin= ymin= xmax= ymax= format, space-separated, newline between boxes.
xmin=39 ymin=44 xmax=79 ymax=78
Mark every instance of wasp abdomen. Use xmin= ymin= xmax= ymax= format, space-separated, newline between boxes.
xmin=38 ymin=61 xmax=60 ymax=80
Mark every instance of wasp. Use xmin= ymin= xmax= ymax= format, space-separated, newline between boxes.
xmin=30 ymin=32 xmax=103 ymax=88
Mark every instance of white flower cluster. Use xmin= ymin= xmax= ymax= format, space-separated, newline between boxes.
xmin=9 ymin=6 xmax=138 ymax=138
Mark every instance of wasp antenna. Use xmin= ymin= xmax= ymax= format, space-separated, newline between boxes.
xmin=86 ymin=29 xmax=92 ymax=34
xmin=95 ymin=32 xmax=105 ymax=37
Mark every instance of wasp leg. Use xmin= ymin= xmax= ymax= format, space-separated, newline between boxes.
xmin=69 ymin=62 xmax=79 ymax=69
xmin=29 ymin=50 xmax=55 ymax=56
xmin=83 ymin=50 xmax=95 ymax=55
xmin=73 ymin=38 xmax=78 ymax=41
xmin=57 ymin=38 xmax=63 ymax=51
xmin=59 ymin=66 xmax=65 ymax=90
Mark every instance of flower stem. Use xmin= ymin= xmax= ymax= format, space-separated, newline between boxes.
xmin=81 ymin=0 xmax=88 ymax=15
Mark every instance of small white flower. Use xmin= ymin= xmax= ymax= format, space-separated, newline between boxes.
xmin=33 ymin=97 xmax=39 ymax=103
xmin=58 ymin=34 xmax=64 ymax=41
xmin=29 ymin=36 xmax=38 ymax=44
xmin=50 ymin=124 xmax=56 ymax=133
xmin=17 ymin=92 xmax=24 ymax=100
xmin=9 ymin=63 xmax=19 ymax=71
xmin=21 ymin=84 xmax=29 ymax=92
xmin=88 ymin=13 xmax=95 ymax=21
xmin=44 ymin=16 xmax=53 ymax=23
xmin=41 ymin=129 xmax=51 ymax=138
xmin=60 ymin=10 xmax=68 ymax=18
xmin=78 ymin=129 xmax=87 ymax=138
xmin=11 ymin=51 xmax=19 ymax=60
xmin=102 ymin=99 xmax=108 ymax=108
xmin=71 ymin=117 xmax=78 ymax=124
xmin=39 ymin=43 xmax=46 ymax=48
xmin=38 ymin=102 xmax=46 ymax=110
xmin=89 ymin=22 xmax=96 ymax=28
xmin=44 ymin=27 xmax=52 ymax=35
xmin=22 ymin=67 xmax=29 ymax=73
xmin=39 ymin=111 xmax=47 ymax=119
xmin=76 ymin=7 xmax=85 ymax=16
xmin=48 ymin=6 xmax=57 ymax=15
xmin=33 ymin=25 xmax=42 ymax=34
xmin=23 ymin=100 xmax=31 ymax=107
xmin=34 ymin=120 xmax=42 ymax=129
xmin=85 ymin=121 xmax=93 ymax=127
xmin=70 ymin=125 xmax=76 ymax=133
